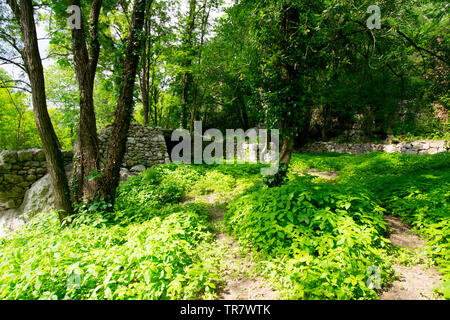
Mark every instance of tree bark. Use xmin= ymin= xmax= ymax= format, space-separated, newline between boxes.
xmin=180 ymin=0 xmax=197 ymax=129
xmin=279 ymin=136 xmax=294 ymax=167
xmin=70 ymin=0 xmax=103 ymax=203
xmin=98 ymin=0 xmax=146 ymax=206
xmin=190 ymin=0 xmax=211 ymax=135
xmin=8 ymin=0 xmax=73 ymax=221
xmin=277 ymin=4 xmax=299 ymax=169
xmin=138 ymin=0 xmax=154 ymax=125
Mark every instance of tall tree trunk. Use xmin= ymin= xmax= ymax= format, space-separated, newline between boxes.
xmin=98 ymin=0 xmax=146 ymax=206
xmin=190 ymin=0 xmax=211 ymax=135
xmin=181 ymin=71 xmax=192 ymax=129
xmin=8 ymin=0 xmax=73 ymax=221
xmin=152 ymin=84 xmax=159 ymax=126
xmin=139 ymin=0 xmax=153 ymax=125
xmin=180 ymin=0 xmax=197 ymax=129
xmin=279 ymin=136 xmax=294 ymax=166
xmin=277 ymin=4 xmax=300 ymax=169
xmin=70 ymin=0 xmax=103 ymax=203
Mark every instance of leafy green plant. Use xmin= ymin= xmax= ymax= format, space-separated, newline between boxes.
xmin=225 ymin=177 xmax=393 ymax=299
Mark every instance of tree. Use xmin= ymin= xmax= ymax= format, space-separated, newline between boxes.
xmin=180 ymin=0 xmax=197 ymax=129
xmin=68 ymin=0 xmax=103 ymax=203
xmin=189 ymin=0 xmax=213 ymax=134
xmin=6 ymin=0 xmax=73 ymax=220
xmin=97 ymin=0 xmax=147 ymax=206
xmin=138 ymin=0 xmax=174 ymax=126
xmin=0 ymin=69 xmax=40 ymax=150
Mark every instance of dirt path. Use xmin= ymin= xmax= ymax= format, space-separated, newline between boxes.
xmin=210 ymin=205 xmax=278 ymax=300
xmin=380 ymin=216 xmax=443 ymax=300
xmin=292 ymin=168 xmax=338 ymax=180
xmin=186 ymin=194 xmax=279 ymax=300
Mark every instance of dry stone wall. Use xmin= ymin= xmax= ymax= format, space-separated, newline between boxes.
xmin=98 ymin=124 xmax=170 ymax=169
xmin=0 ymin=125 xmax=170 ymax=210
xmin=0 ymin=149 xmax=73 ymax=210
xmin=299 ymin=140 xmax=449 ymax=155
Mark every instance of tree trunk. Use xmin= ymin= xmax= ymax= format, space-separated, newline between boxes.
xmin=181 ymin=71 xmax=192 ymax=129
xmin=98 ymin=0 xmax=146 ymax=206
xmin=139 ymin=0 xmax=154 ymax=126
xmin=279 ymin=136 xmax=294 ymax=167
xmin=70 ymin=0 xmax=103 ymax=203
xmin=277 ymin=4 xmax=299 ymax=169
xmin=190 ymin=0 xmax=211 ymax=134
xmin=9 ymin=0 xmax=73 ymax=221
xmin=180 ymin=0 xmax=197 ymax=129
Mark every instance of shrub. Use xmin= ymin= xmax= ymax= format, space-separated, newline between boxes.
xmin=225 ymin=177 xmax=393 ymax=299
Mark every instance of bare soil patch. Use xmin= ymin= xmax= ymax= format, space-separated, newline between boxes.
xmin=292 ymin=168 xmax=338 ymax=179
xmin=186 ymin=194 xmax=279 ymax=300
xmin=380 ymin=215 xmax=443 ymax=300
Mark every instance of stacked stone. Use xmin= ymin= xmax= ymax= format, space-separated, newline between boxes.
xmin=98 ymin=124 xmax=170 ymax=170
xmin=0 ymin=149 xmax=73 ymax=209
xmin=300 ymin=140 xmax=449 ymax=155
xmin=399 ymin=140 xmax=447 ymax=155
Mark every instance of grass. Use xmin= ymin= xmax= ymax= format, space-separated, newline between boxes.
xmin=0 ymin=152 xmax=448 ymax=299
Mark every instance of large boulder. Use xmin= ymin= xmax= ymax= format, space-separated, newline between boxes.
xmin=18 ymin=173 xmax=55 ymax=221
xmin=0 ymin=165 xmax=72 ymax=238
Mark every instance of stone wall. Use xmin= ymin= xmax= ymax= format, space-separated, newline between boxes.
xmin=0 ymin=125 xmax=170 ymax=210
xmin=299 ymin=140 xmax=449 ymax=155
xmin=98 ymin=124 xmax=170 ymax=169
xmin=0 ymin=149 xmax=73 ymax=210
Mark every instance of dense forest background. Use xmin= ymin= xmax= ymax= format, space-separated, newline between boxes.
xmin=0 ymin=0 xmax=448 ymax=152
xmin=0 ymin=0 xmax=449 ymax=301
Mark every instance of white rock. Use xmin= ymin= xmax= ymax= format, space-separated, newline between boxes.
xmin=120 ymin=168 xmax=132 ymax=182
xmin=130 ymin=165 xmax=146 ymax=172
xmin=384 ymin=145 xmax=398 ymax=153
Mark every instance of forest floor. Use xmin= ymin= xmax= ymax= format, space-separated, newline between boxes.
xmin=185 ymin=183 xmax=444 ymax=300
xmin=380 ymin=215 xmax=443 ymax=300
xmin=185 ymin=194 xmax=279 ymax=300
xmin=190 ymin=168 xmax=445 ymax=300
xmin=1 ymin=156 xmax=445 ymax=300
xmin=294 ymin=168 xmax=444 ymax=300
xmin=208 ymin=166 xmax=445 ymax=300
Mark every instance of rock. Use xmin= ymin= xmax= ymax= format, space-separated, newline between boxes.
xmin=130 ymin=165 xmax=146 ymax=173
xmin=18 ymin=173 xmax=55 ymax=220
xmin=0 ymin=163 xmax=12 ymax=171
xmin=420 ymin=142 xmax=430 ymax=150
xmin=4 ymin=174 xmax=24 ymax=184
xmin=62 ymin=150 xmax=74 ymax=159
xmin=25 ymin=161 xmax=40 ymax=168
xmin=384 ymin=145 xmax=398 ymax=153
xmin=0 ymin=151 xmax=18 ymax=163
xmin=36 ymin=168 xmax=47 ymax=175
xmin=18 ymin=182 xmax=32 ymax=188
xmin=299 ymin=140 xmax=448 ymax=156
xmin=32 ymin=149 xmax=45 ymax=161
xmin=26 ymin=175 xmax=37 ymax=181
xmin=17 ymin=150 xmax=33 ymax=162
xmin=120 ymin=168 xmax=132 ymax=182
